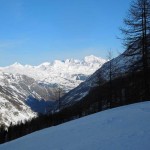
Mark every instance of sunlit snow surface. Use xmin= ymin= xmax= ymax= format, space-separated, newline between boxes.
xmin=1 ymin=102 xmax=150 ymax=150
xmin=0 ymin=55 xmax=106 ymax=90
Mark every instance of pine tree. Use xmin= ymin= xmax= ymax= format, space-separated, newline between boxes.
xmin=121 ymin=0 xmax=150 ymax=99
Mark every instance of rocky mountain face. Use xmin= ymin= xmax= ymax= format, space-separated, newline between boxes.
xmin=0 ymin=73 xmax=56 ymax=127
xmin=0 ymin=55 xmax=106 ymax=127
xmin=60 ymin=50 xmax=142 ymax=108
xmin=0 ymin=73 xmax=36 ymax=127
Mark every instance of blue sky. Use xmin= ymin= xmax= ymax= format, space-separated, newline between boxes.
xmin=0 ymin=0 xmax=132 ymax=66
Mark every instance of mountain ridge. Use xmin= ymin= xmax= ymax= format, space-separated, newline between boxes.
xmin=0 ymin=55 xmax=106 ymax=91
xmin=59 ymin=49 xmax=142 ymax=108
xmin=0 ymin=55 xmax=106 ymax=127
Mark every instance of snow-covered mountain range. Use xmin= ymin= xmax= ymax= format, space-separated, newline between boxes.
xmin=0 ymin=55 xmax=106 ymax=91
xmin=0 ymin=55 xmax=106 ymax=127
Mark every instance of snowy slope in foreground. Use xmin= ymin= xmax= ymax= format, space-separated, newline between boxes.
xmin=1 ymin=102 xmax=150 ymax=150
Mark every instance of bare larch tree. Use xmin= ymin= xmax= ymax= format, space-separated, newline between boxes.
xmin=121 ymin=0 xmax=150 ymax=99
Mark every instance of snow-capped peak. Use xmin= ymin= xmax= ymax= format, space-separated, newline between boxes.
xmin=65 ymin=58 xmax=80 ymax=64
xmin=11 ymin=62 xmax=23 ymax=67
xmin=37 ymin=62 xmax=51 ymax=69
xmin=39 ymin=62 xmax=51 ymax=66
xmin=84 ymin=55 xmax=106 ymax=64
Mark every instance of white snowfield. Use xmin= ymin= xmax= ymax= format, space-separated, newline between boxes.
xmin=1 ymin=102 xmax=150 ymax=150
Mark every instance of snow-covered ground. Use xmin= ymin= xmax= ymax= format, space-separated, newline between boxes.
xmin=1 ymin=102 xmax=150 ymax=150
